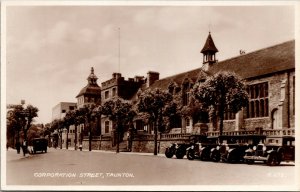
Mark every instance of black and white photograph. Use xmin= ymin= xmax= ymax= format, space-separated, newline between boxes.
xmin=1 ymin=1 xmax=299 ymax=191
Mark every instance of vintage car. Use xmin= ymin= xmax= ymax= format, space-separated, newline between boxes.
xmin=210 ymin=135 xmax=266 ymax=163
xmin=165 ymin=143 xmax=191 ymax=159
xmin=186 ymin=136 xmax=219 ymax=161
xmin=243 ymin=136 xmax=295 ymax=166
xmin=32 ymin=138 xmax=48 ymax=154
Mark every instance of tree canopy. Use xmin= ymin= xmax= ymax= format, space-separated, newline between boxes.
xmin=102 ymin=98 xmax=134 ymax=152
xmin=7 ymin=104 xmax=39 ymax=148
xmin=137 ymin=88 xmax=173 ymax=155
xmin=192 ymin=71 xmax=249 ymax=135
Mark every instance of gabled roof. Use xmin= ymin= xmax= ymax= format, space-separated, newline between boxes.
xmin=208 ymin=40 xmax=295 ymax=79
xmin=149 ymin=68 xmax=207 ymax=90
xmin=147 ymin=40 xmax=294 ymax=92
xmin=201 ymin=32 xmax=219 ymax=53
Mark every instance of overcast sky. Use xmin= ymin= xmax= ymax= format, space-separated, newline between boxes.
xmin=4 ymin=3 xmax=296 ymax=124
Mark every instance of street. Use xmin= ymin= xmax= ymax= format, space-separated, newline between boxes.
xmin=5 ymin=148 xmax=296 ymax=186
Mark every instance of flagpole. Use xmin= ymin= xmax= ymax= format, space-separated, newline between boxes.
xmin=118 ymin=27 xmax=120 ymax=73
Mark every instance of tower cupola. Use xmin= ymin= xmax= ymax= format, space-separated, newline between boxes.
xmin=87 ymin=67 xmax=98 ymax=85
xmin=76 ymin=67 xmax=101 ymax=108
xmin=201 ymin=32 xmax=218 ymax=71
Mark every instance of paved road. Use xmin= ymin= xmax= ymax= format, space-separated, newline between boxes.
xmin=5 ymin=148 xmax=296 ymax=187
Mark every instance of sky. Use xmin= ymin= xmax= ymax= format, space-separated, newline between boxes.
xmin=4 ymin=2 xmax=296 ymax=124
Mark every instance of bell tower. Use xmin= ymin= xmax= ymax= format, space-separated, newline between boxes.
xmin=201 ymin=32 xmax=218 ymax=71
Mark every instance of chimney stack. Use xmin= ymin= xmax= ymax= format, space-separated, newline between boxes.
xmin=112 ymin=73 xmax=122 ymax=79
xmin=147 ymin=71 xmax=159 ymax=87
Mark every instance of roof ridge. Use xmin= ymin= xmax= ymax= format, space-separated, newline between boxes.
xmin=219 ymin=39 xmax=294 ymax=63
xmin=157 ymin=67 xmax=201 ymax=82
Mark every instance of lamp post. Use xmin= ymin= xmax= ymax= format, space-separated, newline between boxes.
xmin=20 ymin=100 xmax=30 ymax=156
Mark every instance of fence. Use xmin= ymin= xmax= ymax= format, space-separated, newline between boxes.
xmin=207 ymin=128 xmax=295 ymax=137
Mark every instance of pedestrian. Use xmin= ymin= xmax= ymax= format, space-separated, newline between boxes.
xmin=22 ymin=140 xmax=27 ymax=156
xmin=16 ymin=141 xmax=21 ymax=154
xmin=127 ymin=127 xmax=134 ymax=152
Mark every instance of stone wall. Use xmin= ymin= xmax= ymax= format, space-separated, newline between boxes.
xmin=132 ymin=134 xmax=191 ymax=154
xmin=244 ymin=117 xmax=269 ymax=130
xmin=82 ymin=137 xmax=112 ymax=150
xmin=289 ymin=71 xmax=295 ymax=128
xmin=222 ymin=120 xmax=236 ymax=132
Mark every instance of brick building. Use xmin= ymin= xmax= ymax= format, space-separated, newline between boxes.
xmin=57 ymin=33 xmax=295 ymax=151
xmin=134 ymin=33 xmax=295 ymax=146
xmin=100 ymin=73 xmax=146 ymax=136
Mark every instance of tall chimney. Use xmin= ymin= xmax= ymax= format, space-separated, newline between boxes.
xmin=147 ymin=71 xmax=159 ymax=87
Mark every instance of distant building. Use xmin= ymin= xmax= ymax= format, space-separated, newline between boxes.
xmin=52 ymin=102 xmax=77 ymax=148
xmin=52 ymin=102 xmax=77 ymax=121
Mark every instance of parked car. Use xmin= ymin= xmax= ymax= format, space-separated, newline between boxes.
xmin=243 ymin=136 xmax=295 ymax=166
xmin=32 ymin=138 xmax=48 ymax=154
xmin=186 ymin=136 xmax=219 ymax=161
xmin=165 ymin=143 xmax=191 ymax=159
xmin=210 ymin=135 xmax=266 ymax=163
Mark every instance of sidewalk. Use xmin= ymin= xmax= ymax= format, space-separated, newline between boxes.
xmin=6 ymin=148 xmax=33 ymax=161
xmin=60 ymin=147 xmax=165 ymax=157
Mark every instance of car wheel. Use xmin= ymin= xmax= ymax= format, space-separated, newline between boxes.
xmin=165 ymin=148 xmax=174 ymax=158
xmin=175 ymin=149 xmax=185 ymax=159
xmin=227 ymin=153 xmax=234 ymax=163
xmin=267 ymin=153 xmax=278 ymax=166
xmin=187 ymin=150 xmax=195 ymax=160
xmin=211 ymin=150 xmax=220 ymax=162
xmin=200 ymin=153 xmax=206 ymax=161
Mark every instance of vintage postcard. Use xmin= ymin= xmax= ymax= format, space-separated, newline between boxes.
xmin=1 ymin=1 xmax=299 ymax=191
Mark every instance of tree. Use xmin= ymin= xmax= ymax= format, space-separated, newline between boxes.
xmin=102 ymin=98 xmax=134 ymax=153
xmin=137 ymin=88 xmax=173 ymax=155
xmin=7 ymin=104 xmax=38 ymax=151
xmin=51 ymin=119 xmax=63 ymax=149
xmin=79 ymin=104 xmax=99 ymax=151
xmin=192 ymin=71 xmax=249 ymax=135
xmin=73 ymin=109 xmax=85 ymax=150
xmin=23 ymin=105 xmax=39 ymax=145
xmin=62 ymin=110 xmax=75 ymax=149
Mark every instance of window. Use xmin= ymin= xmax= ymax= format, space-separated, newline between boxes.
xmin=112 ymin=88 xmax=116 ymax=97
xmin=186 ymin=118 xmax=190 ymax=126
xmin=62 ymin=109 xmax=66 ymax=113
xmin=105 ymin=121 xmax=110 ymax=133
xmin=182 ymin=83 xmax=190 ymax=106
xmin=69 ymin=106 xmax=74 ymax=110
xmin=224 ymin=106 xmax=236 ymax=120
xmin=293 ymin=76 xmax=295 ymax=115
xmin=136 ymin=120 xmax=144 ymax=130
xmin=246 ymin=82 xmax=269 ymax=118
xmin=105 ymin=91 xmax=109 ymax=99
